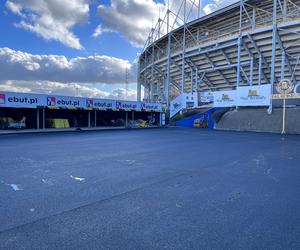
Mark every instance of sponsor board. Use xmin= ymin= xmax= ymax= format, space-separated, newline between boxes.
xmin=237 ymin=84 xmax=271 ymax=106
xmin=170 ymin=94 xmax=184 ymax=118
xmin=116 ymin=101 xmax=141 ymax=111
xmin=272 ymin=80 xmax=300 ymax=99
xmin=47 ymin=96 xmax=86 ymax=109
xmin=272 ymin=93 xmax=300 ymax=99
xmin=199 ymin=92 xmax=214 ymax=107
xmin=93 ymin=99 xmax=116 ymax=110
xmin=183 ymin=93 xmax=198 ymax=109
xmin=142 ymin=102 xmax=163 ymax=112
xmin=0 ymin=91 xmax=166 ymax=112
xmin=86 ymin=99 xmax=94 ymax=108
xmin=0 ymin=92 xmax=46 ymax=108
xmin=213 ymin=90 xmax=236 ymax=107
xmin=47 ymin=96 xmax=56 ymax=106
xmin=0 ymin=93 xmax=5 ymax=104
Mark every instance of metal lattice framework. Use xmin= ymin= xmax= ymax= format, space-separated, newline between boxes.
xmin=137 ymin=0 xmax=300 ymax=112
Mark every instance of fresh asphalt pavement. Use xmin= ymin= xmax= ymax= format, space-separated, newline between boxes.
xmin=0 ymin=128 xmax=299 ymax=249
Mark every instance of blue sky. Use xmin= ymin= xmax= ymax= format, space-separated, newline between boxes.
xmin=1 ymin=0 xmax=140 ymax=61
xmin=0 ymin=0 xmax=232 ymax=100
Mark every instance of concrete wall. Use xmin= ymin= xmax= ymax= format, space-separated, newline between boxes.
xmin=215 ymin=107 xmax=300 ymax=134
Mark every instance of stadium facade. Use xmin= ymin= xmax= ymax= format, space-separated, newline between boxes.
xmin=137 ymin=0 xmax=300 ymax=117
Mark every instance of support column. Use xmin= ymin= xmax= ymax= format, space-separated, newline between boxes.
xmin=88 ymin=111 xmax=91 ymax=128
xmin=132 ymin=111 xmax=135 ymax=121
xmin=237 ymin=0 xmax=243 ymax=88
xmin=144 ymin=51 xmax=148 ymax=101
xmin=125 ymin=112 xmax=128 ymax=127
xmin=159 ymin=112 xmax=162 ymax=127
xmin=147 ymin=83 xmax=151 ymax=101
xmin=270 ymin=0 xmax=278 ymax=112
xmin=162 ymin=112 xmax=166 ymax=126
xmin=281 ymin=51 xmax=285 ymax=80
xmin=250 ymin=57 xmax=254 ymax=85
xmin=198 ymin=0 xmax=202 ymax=18
xmin=94 ymin=110 xmax=97 ymax=127
xmin=166 ymin=30 xmax=171 ymax=109
xmin=137 ymin=80 xmax=142 ymax=102
xmin=190 ymin=69 xmax=193 ymax=94
xmin=283 ymin=0 xmax=287 ymax=21
xmin=237 ymin=37 xmax=242 ymax=87
xmin=137 ymin=58 xmax=141 ymax=101
xmin=196 ymin=68 xmax=199 ymax=92
xmin=151 ymin=40 xmax=155 ymax=102
xmin=42 ymin=108 xmax=45 ymax=129
xmin=258 ymin=55 xmax=262 ymax=85
xmin=181 ymin=0 xmax=186 ymax=94
xmin=252 ymin=7 xmax=256 ymax=30
xmin=157 ymin=80 xmax=160 ymax=101
xmin=36 ymin=109 xmax=40 ymax=129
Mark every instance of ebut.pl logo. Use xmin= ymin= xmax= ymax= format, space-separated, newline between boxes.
xmin=86 ymin=99 xmax=93 ymax=108
xmin=47 ymin=96 xmax=56 ymax=106
xmin=0 ymin=93 xmax=5 ymax=104
xmin=116 ymin=101 xmax=122 ymax=109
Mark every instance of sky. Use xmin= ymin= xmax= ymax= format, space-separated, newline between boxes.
xmin=0 ymin=0 xmax=236 ymax=100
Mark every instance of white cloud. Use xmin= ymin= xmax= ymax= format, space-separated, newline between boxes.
xmin=95 ymin=0 xmax=239 ymax=47
xmin=0 ymin=47 xmax=136 ymax=84
xmin=0 ymin=47 xmax=138 ymax=100
xmin=96 ymin=0 xmax=166 ymax=48
xmin=0 ymin=80 xmax=137 ymax=100
xmin=203 ymin=4 xmax=218 ymax=15
xmin=5 ymin=0 xmax=89 ymax=50
xmin=92 ymin=25 xmax=103 ymax=38
xmin=5 ymin=0 xmax=238 ymax=49
xmin=5 ymin=1 xmax=22 ymax=16
xmin=203 ymin=0 xmax=238 ymax=15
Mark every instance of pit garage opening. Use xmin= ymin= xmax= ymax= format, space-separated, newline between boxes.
xmin=0 ymin=91 xmax=164 ymax=131
xmin=0 ymin=107 xmax=38 ymax=129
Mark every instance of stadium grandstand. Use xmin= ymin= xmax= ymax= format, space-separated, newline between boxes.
xmin=137 ymin=0 xmax=300 ymax=122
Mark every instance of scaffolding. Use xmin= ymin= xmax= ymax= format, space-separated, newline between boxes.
xmin=137 ymin=0 xmax=300 ymax=112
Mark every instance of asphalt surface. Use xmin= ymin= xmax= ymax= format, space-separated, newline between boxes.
xmin=0 ymin=128 xmax=299 ymax=249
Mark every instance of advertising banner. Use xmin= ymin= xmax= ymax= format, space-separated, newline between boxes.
xmin=183 ymin=93 xmax=198 ymax=109
xmin=0 ymin=91 xmax=164 ymax=112
xmin=141 ymin=102 xmax=163 ymax=112
xmin=47 ymin=95 xmax=86 ymax=109
xmin=272 ymin=93 xmax=300 ymax=99
xmin=170 ymin=94 xmax=184 ymax=118
xmin=213 ymin=90 xmax=236 ymax=107
xmin=0 ymin=92 xmax=47 ymax=108
xmin=199 ymin=92 xmax=214 ymax=107
xmin=116 ymin=101 xmax=141 ymax=111
xmin=237 ymin=84 xmax=271 ymax=106
xmin=92 ymin=99 xmax=116 ymax=110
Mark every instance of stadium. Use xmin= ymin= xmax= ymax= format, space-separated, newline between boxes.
xmin=1 ymin=1 xmax=300 ymax=249
xmin=137 ymin=0 xmax=300 ymax=132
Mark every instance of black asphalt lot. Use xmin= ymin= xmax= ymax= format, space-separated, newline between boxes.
xmin=0 ymin=128 xmax=299 ymax=249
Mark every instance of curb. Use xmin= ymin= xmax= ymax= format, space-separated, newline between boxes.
xmin=0 ymin=126 xmax=165 ymax=136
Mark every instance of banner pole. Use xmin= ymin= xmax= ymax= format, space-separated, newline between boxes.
xmin=282 ymin=97 xmax=286 ymax=134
